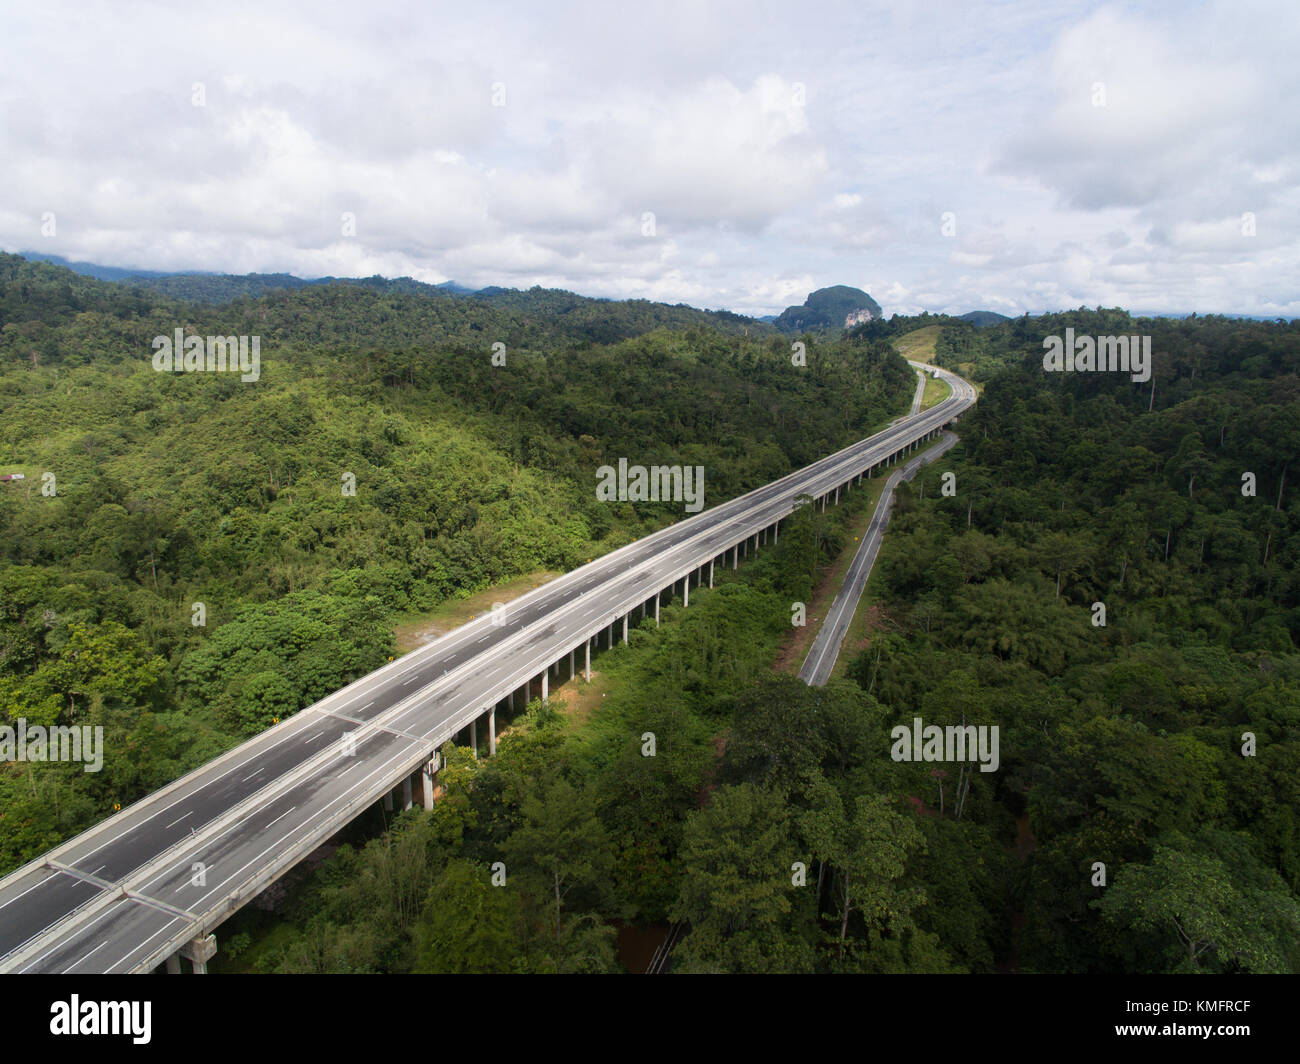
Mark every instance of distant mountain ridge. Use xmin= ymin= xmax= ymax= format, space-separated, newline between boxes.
xmin=773 ymin=285 xmax=882 ymax=334
xmin=19 ymin=252 xmax=481 ymax=304
xmin=17 ymin=253 xmax=181 ymax=283
xmin=1 ymin=252 xmax=772 ymax=343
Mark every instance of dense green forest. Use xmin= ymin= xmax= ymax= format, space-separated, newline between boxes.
xmin=864 ymin=311 xmax=1300 ymax=972
xmin=0 ymin=252 xmax=911 ymax=874
xmin=218 ymin=490 xmax=944 ymax=974
xmin=217 ymin=306 xmax=1299 ymax=974
xmin=1 ymin=252 xmax=1296 ymax=973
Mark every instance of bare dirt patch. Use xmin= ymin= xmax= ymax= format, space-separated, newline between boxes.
xmin=392 ymin=570 xmax=563 ymax=653
xmin=551 ymin=670 xmax=605 ymax=730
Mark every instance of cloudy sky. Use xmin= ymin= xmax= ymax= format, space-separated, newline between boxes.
xmin=1 ymin=0 xmax=1296 ymax=317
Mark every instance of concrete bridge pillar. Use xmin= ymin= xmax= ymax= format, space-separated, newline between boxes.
xmin=683 ymin=578 xmax=689 ymax=607
xmin=402 ymin=774 xmax=413 ymax=809
xmin=709 ymin=559 xmax=714 ymax=587
xmin=470 ymin=717 xmax=478 ymax=759
xmin=383 ymin=790 xmax=393 ymax=811
xmin=585 ymin=638 xmax=592 ymax=680
xmin=180 ymin=934 xmax=217 ymax=975
xmin=541 ymin=671 xmax=549 ymax=700
xmin=654 ymin=595 xmax=660 ymax=624
xmin=165 ymin=954 xmax=181 ymax=975
xmin=422 ymin=756 xmax=436 ymax=810
xmin=489 ymin=706 xmax=497 ymax=756
xmin=622 ymin=614 xmax=629 ymax=643
xmin=732 ymin=545 xmax=739 ymax=569
xmin=773 ymin=523 xmax=778 ymax=544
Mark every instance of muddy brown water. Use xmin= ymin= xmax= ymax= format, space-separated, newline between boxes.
xmin=615 ymin=922 xmax=671 ymax=973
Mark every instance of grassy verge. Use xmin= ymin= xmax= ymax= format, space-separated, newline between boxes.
xmin=921 ymin=372 xmax=950 ymax=410
xmin=824 ymin=434 xmax=954 ymax=680
xmin=771 ymin=474 xmax=888 ymax=674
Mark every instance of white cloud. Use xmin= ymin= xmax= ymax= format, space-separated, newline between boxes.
xmin=0 ymin=0 xmax=1295 ymax=316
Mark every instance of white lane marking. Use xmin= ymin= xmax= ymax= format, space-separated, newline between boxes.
xmin=64 ymin=940 xmax=107 ymax=973
xmin=0 ymin=871 xmax=67 ymax=913
xmin=19 ymin=898 xmax=126 ymax=971
xmin=66 ymin=708 xmax=330 ymax=865
xmin=241 ymin=768 xmax=263 ymax=782
xmin=264 ymin=806 xmax=298 ymax=830
xmin=163 ymin=812 xmax=191 ymax=830
xmin=189 ymin=744 xmax=419 ymax=909
xmin=105 ymin=916 xmax=185 ymax=974
xmin=14 ymin=386 xmax=974 ymax=935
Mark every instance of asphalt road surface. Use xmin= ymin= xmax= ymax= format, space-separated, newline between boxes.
xmin=0 ymin=364 xmax=976 ymax=973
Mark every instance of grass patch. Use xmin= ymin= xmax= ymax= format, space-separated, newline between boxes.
xmin=921 ymin=372 xmax=950 ymax=410
xmin=392 ymin=570 xmax=564 ymax=653
xmin=892 ymin=325 xmax=943 ymax=364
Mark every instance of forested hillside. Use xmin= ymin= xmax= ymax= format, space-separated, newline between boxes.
xmin=2 ymin=250 xmax=1296 ymax=974
xmin=220 ymin=309 xmax=1300 ymax=974
xmin=856 ymin=314 xmax=1300 ymax=971
xmin=0 ymin=253 xmax=912 ymax=874
xmin=773 ymin=285 xmax=883 ymax=334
